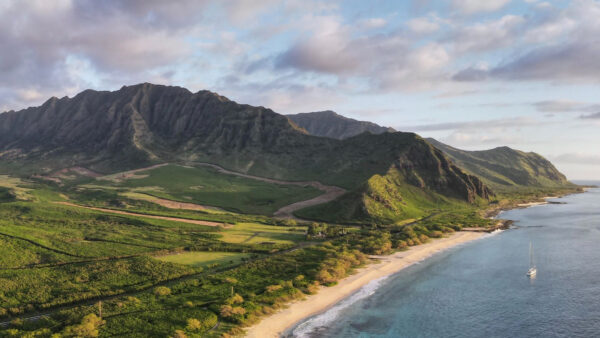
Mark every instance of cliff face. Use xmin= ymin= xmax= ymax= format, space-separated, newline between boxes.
xmin=0 ymin=84 xmax=306 ymax=172
xmin=0 ymin=84 xmax=493 ymax=223
xmin=287 ymin=110 xmax=395 ymax=140
xmin=426 ymin=138 xmax=572 ymax=190
xmin=296 ymin=136 xmax=494 ymax=223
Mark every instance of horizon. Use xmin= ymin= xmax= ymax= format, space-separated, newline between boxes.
xmin=0 ymin=0 xmax=599 ymax=179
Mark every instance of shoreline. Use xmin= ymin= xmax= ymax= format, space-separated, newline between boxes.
xmin=484 ymin=191 xmax=579 ymax=219
xmin=244 ymin=189 xmax=587 ymax=337
xmin=244 ymin=231 xmax=485 ymax=338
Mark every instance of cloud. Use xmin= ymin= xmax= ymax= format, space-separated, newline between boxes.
xmin=452 ymin=65 xmax=489 ymax=81
xmin=533 ymin=100 xmax=600 ymax=113
xmin=400 ymin=117 xmax=540 ymax=131
xmin=275 ymin=15 xmax=451 ymax=90
xmin=448 ymin=15 xmax=525 ymax=54
xmin=491 ymin=42 xmax=600 ymax=82
xmin=580 ymin=112 xmax=600 ymax=119
xmin=452 ymin=0 xmax=512 ymax=14
xmin=550 ymin=153 xmax=600 ymax=165
xmin=401 ymin=117 xmax=539 ymax=132
xmin=406 ymin=16 xmax=440 ymax=34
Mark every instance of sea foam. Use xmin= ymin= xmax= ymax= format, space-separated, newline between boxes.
xmin=290 ymin=275 xmax=390 ymax=337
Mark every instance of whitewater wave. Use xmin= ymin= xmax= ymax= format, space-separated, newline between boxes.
xmin=486 ymin=228 xmax=505 ymax=236
xmin=290 ymin=276 xmax=390 ymax=337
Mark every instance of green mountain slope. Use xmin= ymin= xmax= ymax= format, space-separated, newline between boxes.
xmin=287 ymin=110 xmax=395 ymax=140
xmin=426 ymin=138 xmax=573 ymax=192
xmin=0 ymin=83 xmax=491 ymax=223
xmin=296 ymin=138 xmax=492 ymax=223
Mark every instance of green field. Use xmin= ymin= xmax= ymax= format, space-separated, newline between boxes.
xmin=219 ymin=223 xmax=306 ymax=245
xmin=90 ymin=164 xmax=322 ymax=215
xmin=157 ymin=251 xmax=252 ymax=268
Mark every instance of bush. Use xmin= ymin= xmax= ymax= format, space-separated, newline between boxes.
xmin=62 ymin=314 xmax=105 ymax=337
xmin=153 ymin=286 xmax=171 ymax=296
xmin=170 ymin=330 xmax=187 ymax=338
xmin=226 ymin=293 xmax=244 ymax=304
xmin=265 ymin=285 xmax=282 ymax=293
xmin=186 ymin=318 xmax=202 ymax=331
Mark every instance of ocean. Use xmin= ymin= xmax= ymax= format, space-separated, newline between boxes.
xmin=289 ymin=185 xmax=600 ymax=338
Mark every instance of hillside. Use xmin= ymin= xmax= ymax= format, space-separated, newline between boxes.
xmin=0 ymin=83 xmax=491 ymax=223
xmin=426 ymin=138 xmax=573 ymax=192
xmin=287 ymin=110 xmax=395 ymax=140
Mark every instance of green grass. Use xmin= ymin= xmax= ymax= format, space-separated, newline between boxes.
xmin=219 ymin=223 xmax=306 ymax=245
xmin=91 ymin=164 xmax=323 ymax=215
xmin=156 ymin=251 xmax=252 ymax=268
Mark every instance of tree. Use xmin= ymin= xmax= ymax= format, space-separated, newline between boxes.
xmin=62 ymin=314 xmax=105 ymax=337
xmin=153 ymin=286 xmax=171 ymax=296
xmin=170 ymin=330 xmax=187 ymax=338
xmin=187 ymin=318 xmax=202 ymax=331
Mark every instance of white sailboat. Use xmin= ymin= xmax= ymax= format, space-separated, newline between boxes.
xmin=527 ymin=242 xmax=537 ymax=278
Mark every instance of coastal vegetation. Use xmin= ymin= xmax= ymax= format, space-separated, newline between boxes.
xmin=0 ymin=84 xmax=582 ymax=337
xmin=0 ymin=172 xmax=507 ymax=337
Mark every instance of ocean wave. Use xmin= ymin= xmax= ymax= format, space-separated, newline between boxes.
xmin=485 ymin=228 xmax=505 ymax=236
xmin=290 ymin=276 xmax=390 ymax=337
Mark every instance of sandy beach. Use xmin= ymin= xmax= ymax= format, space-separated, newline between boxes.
xmin=244 ymin=231 xmax=485 ymax=338
xmin=516 ymin=195 xmax=559 ymax=208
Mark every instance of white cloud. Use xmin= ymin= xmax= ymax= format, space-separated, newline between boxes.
xmin=550 ymin=153 xmax=600 ymax=165
xmin=533 ymin=100 xmax=600 ymax=113
xmin=406 ymin=16 xmax=440 ymax=34
xmin=449 ymin=15 xmax=525 ymax=54
xmin=452 ymin=0 xmax=512 ymax=14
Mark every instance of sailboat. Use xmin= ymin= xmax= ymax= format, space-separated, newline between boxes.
xmin=527 ymin=242 xmax=537 ymax=278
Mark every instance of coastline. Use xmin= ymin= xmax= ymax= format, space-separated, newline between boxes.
xmin=244 ymin=231 xmax=485 ymax=338
xmin=484 ymin=190 xmax=580 ymax=219
xmin=244 ymin=188 xmax=587 ymax=338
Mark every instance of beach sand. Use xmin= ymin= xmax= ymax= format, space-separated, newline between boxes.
xmin=244 ymin=231 xmax=485 ymax=338
xmin=516 ymin=195 xmax=559 ymax=208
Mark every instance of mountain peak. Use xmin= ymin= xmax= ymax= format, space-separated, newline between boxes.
xmin=287 ymin=111 xmax=396 ymax=140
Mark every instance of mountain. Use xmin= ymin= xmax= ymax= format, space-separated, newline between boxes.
xmin=287 ymin=110 xmax=395 ymax=140
xmin=426 ymin=138 xmax=572 ymax=192
xmin=0 ymin=83 xmax=492 ymax=223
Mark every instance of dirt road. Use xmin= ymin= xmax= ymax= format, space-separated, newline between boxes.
xmin=195 ymin=162 xmax=347 ymax=219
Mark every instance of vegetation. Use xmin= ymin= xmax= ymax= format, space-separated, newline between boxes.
xmin=156 ymin=252 xmax=252 ymax=268
xmin=0 ymin=85 xmax=580 ymax=336
xmin=88 ymin=164 xmax=322 ymax=215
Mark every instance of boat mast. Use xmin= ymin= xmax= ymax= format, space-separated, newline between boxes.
xmin=529 ymin=242 xmax=534 ymax=268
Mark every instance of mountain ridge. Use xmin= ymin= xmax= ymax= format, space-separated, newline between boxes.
xmin=287 ymin=110 xmax=395 ymax=140
xmin=0 ymin=83 xmax=492 ymax=223
xmin=426 ymin=138 xmax=572 ymax=192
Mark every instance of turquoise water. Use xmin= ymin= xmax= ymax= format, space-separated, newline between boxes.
xmin=289 ymin=186 xmax=600 ymax=337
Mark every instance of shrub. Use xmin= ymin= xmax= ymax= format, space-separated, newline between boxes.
xmin=170 ymin=330 xmax=187 ymax=338
xmin=186 ymin=318 xmax=202 ymax=331
xmin=220 ymin=305 xmax=246 ymax=318
xmin=154 ymin=286 xmax=171 ymax=296
xmin=226 ymin=293 xmax=244 ymax=304
xmin=62 ymin=314 xmax=105 ymax=337
xmin=265 ymin=285 xmax=282 ymax=293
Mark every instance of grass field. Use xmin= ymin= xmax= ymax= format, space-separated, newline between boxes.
xmin=91 ymin=164 xmax=322 ymax=215
xmin=156 ymin=251 xmax=252 ymax=268
xmin=219 ymin=222 xmax=307 ymax=245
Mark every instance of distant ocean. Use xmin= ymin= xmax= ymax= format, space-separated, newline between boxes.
xmin=288 ymin=183 xmax=600 ymax=338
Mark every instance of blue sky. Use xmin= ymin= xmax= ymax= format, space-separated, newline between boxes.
xmin=0 ymin=0 xmax=599 ymax=179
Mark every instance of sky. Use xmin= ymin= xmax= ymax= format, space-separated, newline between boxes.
xmin=0 ymin=0 xmax=599 ymax=180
